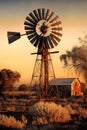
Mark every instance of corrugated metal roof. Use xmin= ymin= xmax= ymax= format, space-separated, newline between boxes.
xmin=49 ymin=78 xmax=76 ymax=86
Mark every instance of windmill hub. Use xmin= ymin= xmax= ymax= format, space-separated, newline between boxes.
xmin=36 ymin=19 xmax=51 ymax=37
xmin=40 ymin=24 xmax=48 ymax=34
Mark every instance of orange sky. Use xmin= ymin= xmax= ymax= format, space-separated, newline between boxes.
xmin=0 ymin=0 xmax=87 ymax=85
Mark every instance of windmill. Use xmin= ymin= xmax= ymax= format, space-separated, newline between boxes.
xmin=7 ymin=8 xmax=62 ymax=98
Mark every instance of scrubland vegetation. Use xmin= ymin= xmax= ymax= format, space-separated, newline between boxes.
xmin=0 ymin=114 xmax=27 ymax=129
xmin=0 ymin=100 xmax=87 ymax=130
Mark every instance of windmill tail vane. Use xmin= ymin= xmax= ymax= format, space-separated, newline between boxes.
xmin=7 ymin=31 xmax=26 ymax=44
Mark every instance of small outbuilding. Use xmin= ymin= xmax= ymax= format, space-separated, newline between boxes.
xmin=49 ymin=78 xmax=83 ymax=98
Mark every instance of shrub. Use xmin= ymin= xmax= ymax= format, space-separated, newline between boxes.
xmin=28 ymin=102 xmax=72 ymax=125
xmin=18 ymin=84 xmax=29 ymax=91
xmin=78 ymin=107 xmax=87 ymax=119
xmin=0 ymin=114 xmax=27 ymax=129
xmin=64 ymin=104 xmax=77 ymax=115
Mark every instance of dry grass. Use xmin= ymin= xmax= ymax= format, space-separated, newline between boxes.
xmin=0 ymin=114 xmax=27 ymax=129
xmin=28 ymin=102 xmax=72 ymax=125
xmin=2 ymin=91 xmax=30 ymax=96
xmin=64 ymin=104 xmax=77 ymax=115
xmin=78 ymin=107 xmax=87 ymax=119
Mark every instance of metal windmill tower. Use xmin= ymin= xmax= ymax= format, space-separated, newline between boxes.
xmin=7 ymin=8 xmax=62 ymax=98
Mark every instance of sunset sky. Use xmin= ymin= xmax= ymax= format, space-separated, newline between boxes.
xmin=0 ymin=0 xmax=87 ymax=85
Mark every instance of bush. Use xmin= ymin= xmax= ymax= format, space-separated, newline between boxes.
xmin=78 ymin=107 xmax=87 ymax=119
xmin=28 ymin=102 xmax=72 ymax=125
xmin=18 ymin=84 xmax=29 ymax=91
xmin=0 ymin=114 xmax=27 ymax=129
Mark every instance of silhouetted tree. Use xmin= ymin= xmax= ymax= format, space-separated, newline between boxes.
xmin=60 ymin=34 xmax=87 ymax=82
xmin=0 ymin=69 xmax=20 ymax=91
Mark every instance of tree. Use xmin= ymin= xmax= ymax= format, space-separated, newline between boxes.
xmin=60 ymin=34 xmax=87 ymax=82
xmin=0 ymin=69 xmax=21 ymax=91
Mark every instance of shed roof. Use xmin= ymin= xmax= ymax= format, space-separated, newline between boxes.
xmin=49 ymin=78 xmax=78 ymax=86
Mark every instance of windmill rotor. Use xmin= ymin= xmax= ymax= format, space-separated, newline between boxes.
xmin=7 ymin=8 xmax=63 ymax=47
xmin=24 ymin=8 xmax=62 ymax=49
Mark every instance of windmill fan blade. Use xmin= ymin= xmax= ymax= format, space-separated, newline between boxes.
xmin=50 ymin=34 xmax=58 ymax=46
xmin=26 ymin=16 xmax=36 ymax=24
xmin=47 ymin=36 xmax=54 ymax=48
xmin=24 ymin=21 xmax=35 ymax=27
xmin=34 ymin=35 xmax=41 ymax=47
xmin=30 ymin=35 xmax=38 ymax=44
xmin=52 ymin=31 xmax=62 ymax=37
xmin=29 ymin=12 xmax=38 ymax=23
xmin=47 ymin=12 xmax=54 ymax=21
xmin=49 ymin=16 xmax=58 ymax=23
xmin=26 ymin=31 xmax=35 ymax=35
xmin=25 ymin=26 xmax=35 ymax=31
xmin=45 ymin=9 xmax=50 ymax=20
xmin=33 ymin=10 xmax=39 ymax=21
xmin=52 ymin=27 xmax=62 ymax=31
xmin=51 ymin=34 xmax=61 ymax=42
xmin=58 ymin=21 xmax=62 ymax=24
xmin=51 ymin=21 xmax=62 ymax=26
xmin=7 ymin=32 xmax=21 ymax=44
xmin=42 ymin=8 xmax=45 ymax=19
xmin=28 ymin=33 xmax=36 ymax=40
xmin=38 ymin=9 xmax=42 ymax=20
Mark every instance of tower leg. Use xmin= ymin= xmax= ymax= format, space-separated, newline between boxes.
xmin=30 ymin=54 xmax=44 ymax=96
